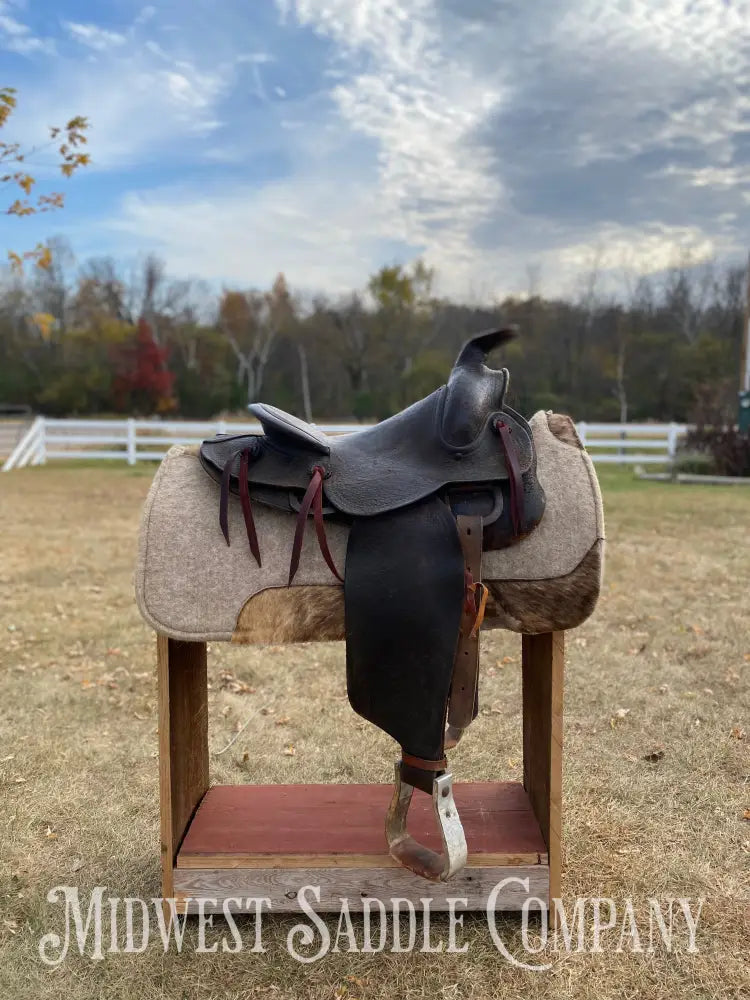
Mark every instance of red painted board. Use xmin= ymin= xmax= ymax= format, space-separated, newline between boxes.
xmin=177 ymin=781 xmax=545 ymax=862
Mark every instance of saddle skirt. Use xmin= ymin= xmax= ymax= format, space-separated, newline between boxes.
xmin=198 ymin=326 xmax=546 ymax=882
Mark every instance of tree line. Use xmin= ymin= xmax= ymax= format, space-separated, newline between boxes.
xmin=0 ymin=239 xmax=745 ymax=424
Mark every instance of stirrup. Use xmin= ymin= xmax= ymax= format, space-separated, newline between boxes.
xmin=385 ymin=762 xmax=468 ymax=881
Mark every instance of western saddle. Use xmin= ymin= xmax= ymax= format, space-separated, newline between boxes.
xmin=199 ymin=327 xmax=545 ymax=880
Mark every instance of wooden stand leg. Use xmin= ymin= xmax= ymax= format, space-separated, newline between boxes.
xmin=157 ymin=636 xmax=209 ymax=900
xmin=522 ymin=631 xmax=564 ymax=909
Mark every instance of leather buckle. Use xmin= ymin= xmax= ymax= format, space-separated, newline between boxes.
xmin=385 ymin=762 xmax=468 ymax=881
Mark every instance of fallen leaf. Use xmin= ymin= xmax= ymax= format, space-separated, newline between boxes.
xmin=643 ymin=747 xmax=665 ymax=763
xmin=275 ymin=716 xmax=291 ymax=726
xmin=743 ymin=809 xmax=750 ymax=822
xmin=242 ymin=752 xmax=249 ymax=763
xmin=71 ymin=858 xmax=83 ymax=872
xmin=283 ymin=746 xmax=296 ymax=757
xmin=730 ymin=726 xmax=746 ymax=741
xmin=501 ymin=656 xmax=516 ymax=664
xmin=218 ymin=671 xmax=255 ymax=695
xmin=615 ymin=708 xmax=631 ymax=719
xmin=44 ymin=826 xmax=57 ymax=839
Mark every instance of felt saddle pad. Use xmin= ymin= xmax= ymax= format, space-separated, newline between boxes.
xmin=134 ymin=411 xmax=604 ymax=643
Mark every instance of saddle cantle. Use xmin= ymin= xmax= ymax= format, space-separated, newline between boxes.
xmin=199 ymin=326 xmax=546 ymax=881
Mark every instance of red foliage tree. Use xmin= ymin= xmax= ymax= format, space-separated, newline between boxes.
xmin=111 ymin=318 xmax=176 ymax=413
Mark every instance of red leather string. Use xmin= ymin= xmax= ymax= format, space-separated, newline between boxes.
xmin=288 ymin=465 xmax=343 ymax=586
xmin=311 ymin=472 xmax=344 ymax=584
xmin=495 ymin=419 xmax=523 ymax=536
xmin=219 ymin=457 xmax=232 ymax=545
xmin=239 ymin=448 xmax=262 ymax=567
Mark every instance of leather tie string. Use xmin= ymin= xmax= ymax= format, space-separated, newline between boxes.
xmin=288 ymin=465 xmax=343 ymax=586
xmin=463 ymin=568 xmax=489 ymax=638
xmin=219 ymin=447 xmax=262 ymax=568
xmin=239 ymin=448 xmax=262 ymax=567
xmin=494 ymin=419 xmax=523 ymax=536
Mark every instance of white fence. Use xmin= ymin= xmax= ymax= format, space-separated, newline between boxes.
xmin=1 ymin=417 xmax=688 ymax=472
xmin=576 ymin=421 xmax=686 ymax=464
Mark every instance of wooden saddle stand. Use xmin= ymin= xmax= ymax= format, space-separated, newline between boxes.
xmin=136 ymin=334 xmax=604 ymax=915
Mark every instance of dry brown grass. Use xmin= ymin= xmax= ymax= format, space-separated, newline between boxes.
xmin=1 ymin=464 xmax=748 ymax=999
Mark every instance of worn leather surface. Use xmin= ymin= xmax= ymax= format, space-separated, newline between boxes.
xmin=200 ymin=391 xmax=537 ymax=518
xmin=344 ymin=495 xmax=465 ymax=762
xmin=199 ymin=328 xmax=545 ymax=529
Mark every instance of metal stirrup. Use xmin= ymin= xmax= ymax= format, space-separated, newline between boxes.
xmin=385 ymin=763 xmax=468 ymax=881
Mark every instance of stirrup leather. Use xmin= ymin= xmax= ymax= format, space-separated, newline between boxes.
xmin=385 ymin=762 xmax=468 ymax=881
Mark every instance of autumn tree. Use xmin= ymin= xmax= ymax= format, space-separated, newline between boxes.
xmin=218 ymin=273 xmax=294 ymax=406
xmin=1 ymin=86 xmax=89 ymax=271
xmin=368 ymin=259 xmax=438 ymax=413
xmin=111 ymin=318 xmax=176 ymax=415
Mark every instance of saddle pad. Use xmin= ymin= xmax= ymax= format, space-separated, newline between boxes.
xmin=135 ymin=411 xmax=604 ymax=642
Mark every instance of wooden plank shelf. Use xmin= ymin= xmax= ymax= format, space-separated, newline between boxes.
xmin=158 ymin=634 xmax=563 ymax=914
xmin=172 ymin=782 xmax=549 ymax=912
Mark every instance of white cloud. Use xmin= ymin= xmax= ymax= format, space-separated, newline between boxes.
xmin=134 ymin=6 xmax=157 ymax=28
xmin=0 ymin=5 xmax=55 ymax=54
xmin=64 ymin=21 xmax=127 ymax=51
xmin=10 ymin=16 xmax=235 ymax=170
xmin=0 ymin=11 xmax=25 ymax=35
xmin=107 ymin=172 xmax=392 ymax=294
xmin=10 ymin=0 xmax=750 ymax=300
xmin=236 ymin=52 xmax=275 ymax=64
xmin=554 ymin=224 xmax=718 ymax=278
xmin=279 ymin=0 xmax=506 ymax=289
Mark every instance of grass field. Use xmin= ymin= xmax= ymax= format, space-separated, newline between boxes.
xmin=1 ymin=463 xmax=748 ymax=999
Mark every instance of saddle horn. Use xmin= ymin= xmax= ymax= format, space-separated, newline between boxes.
xmin=441 ymin=327 xmax=518 ymax=448
xmin=453 ymin=326 xmax=518 ymax=373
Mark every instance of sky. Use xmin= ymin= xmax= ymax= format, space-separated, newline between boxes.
xmin=2 ymin=0 xmax=750 ymax=301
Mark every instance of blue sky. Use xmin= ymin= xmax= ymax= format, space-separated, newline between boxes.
xmin=3 ymin=0 xmax=750 ymax=300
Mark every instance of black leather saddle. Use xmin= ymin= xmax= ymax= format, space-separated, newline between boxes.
xmin=200 ymin=327 xmax=546 ymax=880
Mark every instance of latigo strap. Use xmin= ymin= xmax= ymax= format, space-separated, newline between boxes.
xmin=446 ymin=514 xmax=485 ymax=748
